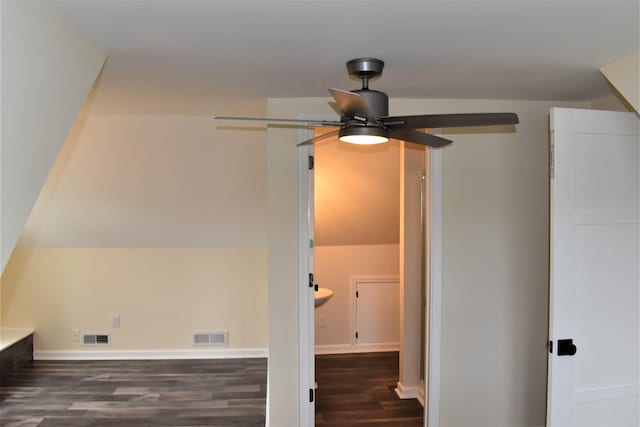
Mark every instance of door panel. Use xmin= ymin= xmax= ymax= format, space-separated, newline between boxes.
xmin=575 ymin=134 xmax=639 ymax=213
xmin=548 ymin=108 xmax=639 ymax=427
xmin=574 ymin=225 xmax=638 ymax=390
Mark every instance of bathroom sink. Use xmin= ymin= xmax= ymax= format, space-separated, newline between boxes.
xmin=314 ymin=287 xmax=334 ymax=307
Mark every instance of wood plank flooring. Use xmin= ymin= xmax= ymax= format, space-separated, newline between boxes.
xmin=0 ymin=358 xmax=267 ymax=427
xmin=315 ymin=352 xmax=424 ymax=427
xmin=2 ymin=352 xmax=419 ymax=426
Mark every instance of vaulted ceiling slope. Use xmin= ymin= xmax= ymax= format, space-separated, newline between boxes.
xmin=55 ymin=0 xmax=639 ymax=113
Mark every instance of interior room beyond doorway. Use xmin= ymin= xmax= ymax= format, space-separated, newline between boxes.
xmin=312 ymin=127 xmax=428 ymax=423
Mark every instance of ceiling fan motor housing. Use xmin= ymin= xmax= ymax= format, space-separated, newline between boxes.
xmin=351 ymin=89 xmax=389 ymax=118
xmin=345 ymin=59 xmax=388 ymax=119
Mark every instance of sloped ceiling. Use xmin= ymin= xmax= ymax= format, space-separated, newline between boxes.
xmin=19 ymin=110 xmax=268 ymax=248
xmin=55 ymin=0 xmax=640 ymax=114
xmin=314 ymin=130 xmax=401 ymax=247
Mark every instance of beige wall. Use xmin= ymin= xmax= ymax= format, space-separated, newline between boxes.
xmin=1 ymin=105 xmax=269 ymax=352
xmin=1 ymin=248 xmax=267 ymax=351
xmin=314 ymin=244 xmax=399 ymax=346
xmin=267 ymin=96 xmax=586 ymax=427
xmin=601 ymin=53 xmax=640 ymax=113
xmin=19 ymin=114 xmax=267 ymax=248
xmin=0 ymin=0 xmax=106 ymax=272
xmin=434 ymin=98 xmax=585 ymax=427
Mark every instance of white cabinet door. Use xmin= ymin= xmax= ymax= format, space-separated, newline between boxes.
xmin=548 ymin=108 xmax=639 ymax=427
xmin=355 ymin=279 xmax=400 ymax=345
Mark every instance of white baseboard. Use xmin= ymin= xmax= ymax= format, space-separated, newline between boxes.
xmin=34 ymin=348 xmax=268 ymax=361
xmin=395 ymin=380 xmax=420 ymax=399
xmin=315 ymin=342 xmax=399 ymax=355
xmin=417 ymin=379 xmax=425 ymax=407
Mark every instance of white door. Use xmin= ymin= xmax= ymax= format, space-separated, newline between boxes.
xmin=548 ymin=108 xmax=639 ymax=427
xmin=354 ymin=279 xmax=400 ymax=345
xmin=298 ymin=143 xmax=315 ymax=426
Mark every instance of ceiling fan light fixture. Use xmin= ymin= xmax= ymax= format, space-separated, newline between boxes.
xmin=216 ymin=58 xmax=519 ymax=148
xmin=339 ymin=127 xmax=389 ymax=145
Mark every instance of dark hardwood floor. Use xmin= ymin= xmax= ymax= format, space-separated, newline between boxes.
xmin=1 ymin=353 xmax=420 ymax=426
xmin=315 ymin=352 xmax=424 ymax=427
xmin=0 ymin=358 xmax=267 ymax=427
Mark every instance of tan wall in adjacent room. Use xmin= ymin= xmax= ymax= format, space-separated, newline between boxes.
xmin=314 ymin=244 xmax=400 ymax=347
xmin=314 ymin=135 xmax=400 ymax=247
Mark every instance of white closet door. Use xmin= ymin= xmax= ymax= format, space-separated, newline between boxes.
xmin=547 ymin=108 xmax=639 ymax=427
xmin=355 ymin=280 xmax=400 ymax=345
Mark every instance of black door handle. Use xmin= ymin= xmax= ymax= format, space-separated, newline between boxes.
xmin=557 ymin=339 xmax=577 ymax=356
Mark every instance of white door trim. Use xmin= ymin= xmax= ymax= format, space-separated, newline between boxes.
xmin=297 ymin=121 xmax=444 ymax=427
xmin=297 ymin=120 xmax=318 ymax=427
xmin=426 ymin=148 xmax=443 ymax=427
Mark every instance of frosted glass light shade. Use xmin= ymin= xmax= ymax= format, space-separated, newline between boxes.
xmin=339 ymin=127 xmax=389 ymax=145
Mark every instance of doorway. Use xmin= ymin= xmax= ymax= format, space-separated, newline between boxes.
xmin=298 ymin=123 xmax=443 ymax=426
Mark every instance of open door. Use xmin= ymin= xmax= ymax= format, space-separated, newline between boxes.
xmin=547 ymin=108 xmax=639 ymax=426
xmin=298 ymin=139 xmax=316 ymax=426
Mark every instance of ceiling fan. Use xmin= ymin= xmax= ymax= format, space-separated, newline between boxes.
xmin=215 ymin=58 xmax=519 ymax=147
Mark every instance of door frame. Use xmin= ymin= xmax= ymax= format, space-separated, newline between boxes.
xmin=297 ymin=119 xmax=444 ymax=427
xmin=426 ymin=144 xmax=443 ymax=427
xmin=298 ymin=121 xmax=316 ymax=427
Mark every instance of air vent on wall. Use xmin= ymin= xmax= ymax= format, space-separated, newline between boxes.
xmin=82 ymin=333 xmax=110 ymax=346
xmin=193 ymin=331 xmax=228 ymax=346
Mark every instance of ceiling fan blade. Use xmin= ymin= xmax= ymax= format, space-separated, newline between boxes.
xmin=214 ymin=116 xmax=342 ymax=127
xmin=389 ymin=129 xmax=452 ymax=148
xmin=297 ymin=130 xmax=340 ymax=146
xmin=328 ymin=88 xmax=376 ymax=120
xmin=383 ymin=113 xmax=519 ymax=129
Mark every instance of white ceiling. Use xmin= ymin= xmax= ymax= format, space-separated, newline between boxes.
xmin=56 ymin=0 xmax=638 ymax=112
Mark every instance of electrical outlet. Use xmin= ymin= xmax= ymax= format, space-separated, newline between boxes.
xmin=318 ymin=315 xmax=326 ymax=328
xmin=72 ymin=329 xmax=80 ymax=342
xmin=111 ymin=314 xmax=120 ymax=328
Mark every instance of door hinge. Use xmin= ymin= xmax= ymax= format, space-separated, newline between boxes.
xmin=549 ymin=141 xmax=554 ymax=179
xmin=355 ymin=332 xmax=358 ymax=339
xmin=308 ymin=155 xmax=314 ymax=170
xmin=356 ymin=290 xmax=359 ymax=298
xmin=547 ymin=340 xmax=553 ymax=353
xmin=308 ymin=273 xmax=314 ymax=288
xmin=309 ymin=388 xmax=314 ymax=403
